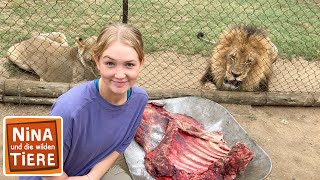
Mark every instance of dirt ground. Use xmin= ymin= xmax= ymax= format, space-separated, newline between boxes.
xmin=1 ymin=52 xmax=320 ymax=179
xmin=0 ymin=103 xmax=319 ymax=180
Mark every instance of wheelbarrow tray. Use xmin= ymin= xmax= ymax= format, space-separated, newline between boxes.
xmin=124 ymin=97 xmax=272 ymax=180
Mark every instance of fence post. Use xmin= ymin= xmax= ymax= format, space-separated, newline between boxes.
xmin=122 ymin=0 xmax=128 ymax=23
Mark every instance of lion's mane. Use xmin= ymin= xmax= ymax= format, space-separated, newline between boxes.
xmin=201 ymin=25 xmax=278 ymax=91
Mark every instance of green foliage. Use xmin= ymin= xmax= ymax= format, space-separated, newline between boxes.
xmin=1 ymin=0 xmax=319 ymax=60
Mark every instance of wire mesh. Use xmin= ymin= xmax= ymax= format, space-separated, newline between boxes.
xmin=1 ymin=0 xmax=319 ymax=93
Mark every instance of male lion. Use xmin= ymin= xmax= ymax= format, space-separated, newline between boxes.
xmin=7 ymin=32 xmax=98 ymax=83
xmin=200 ymin=25 xmax=278 ymax=91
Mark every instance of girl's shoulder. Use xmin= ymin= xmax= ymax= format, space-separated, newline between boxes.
xmin=131 ymin=85 xmax=148 ymax=102
xmin=131 ymin=85 xmax=148 ymax=97
xmin=54 ymin=81 xmax=96 ymax=108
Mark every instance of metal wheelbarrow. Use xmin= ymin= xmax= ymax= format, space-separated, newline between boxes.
xmin=124 ymin=96 xmax=272 ymax=180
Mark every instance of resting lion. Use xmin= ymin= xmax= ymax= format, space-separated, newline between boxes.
xmin=200 ymin=25 xmax=278 ymax=91
xmin=7 ymin=32 xmax=98 ymax=83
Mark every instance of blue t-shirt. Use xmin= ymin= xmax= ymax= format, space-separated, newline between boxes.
xmin=19 ymin=81 xmax=148 ymax=179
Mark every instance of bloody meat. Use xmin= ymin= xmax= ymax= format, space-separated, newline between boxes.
xmin=135 ymin=102 xmax=254 ymax=180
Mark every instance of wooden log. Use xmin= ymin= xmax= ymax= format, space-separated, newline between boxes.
xmin=0 ymin=79 xmax=319 ymax=106
xmin=200 ymin=90 xmax=267 ymax=105
xmin=4 ymin=79 xmax=71 ymax=98
xmin=2 ymin=91 xmax=317 ymax=106
xmin=0 ymin=78 xmax=4 ymax=100
xmin=147 ymin=89 xmax=201 ymax=100
xmin=2 ymin=96 xmax=57 ymax=105
xmin=266 ymin=92 xmax=314 ymax=106
xmin=313 ymin=93 xmax=320 ymax=106
xmin=3 ymin=79 xmax=21 ymax=96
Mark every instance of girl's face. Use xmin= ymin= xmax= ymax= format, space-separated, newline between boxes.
xmin=95 ymin=41 xmax=143 ymax=97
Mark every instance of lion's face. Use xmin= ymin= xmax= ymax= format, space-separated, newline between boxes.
xmin=201 ymin=25 xmax=278 ymax=91
xmin=223 ymin=47 xmax=257 ymax=90
xmin=77 ymin=36 xmax=100 ymax=77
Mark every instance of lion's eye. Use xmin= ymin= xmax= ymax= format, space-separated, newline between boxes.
xmin=230 ymin=55 xmax=236 ymax=62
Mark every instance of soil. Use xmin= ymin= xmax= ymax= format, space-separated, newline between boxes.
xmin=0 ymin=103 xmax=319 ymax=179
xmin=1 ymin=52 xmax=320 ymax=179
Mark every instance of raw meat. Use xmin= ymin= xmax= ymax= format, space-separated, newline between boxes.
xmin=135 ymin=102 xmax=254 ymax=180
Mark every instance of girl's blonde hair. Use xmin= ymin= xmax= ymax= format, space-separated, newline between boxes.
xmin=92 ymin=23 xmax=144 ymax=63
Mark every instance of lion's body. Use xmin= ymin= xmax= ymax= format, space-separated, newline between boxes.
xmin=7 ymin=32 xmax=98 ymax=83
xmin=201 ymin=25 xmax=278 ymax=91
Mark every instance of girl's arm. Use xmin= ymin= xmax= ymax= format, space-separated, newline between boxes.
xmin=42 ymin=150 xmax=119 ymax=180
xmin=86 ymin=151 xmax=120 ymax=179
xmin=42 ymin=171 xmax=68 ymax=180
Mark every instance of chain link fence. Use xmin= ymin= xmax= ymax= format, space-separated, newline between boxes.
xmin=1 ymin=0 xmax=319 ymax=94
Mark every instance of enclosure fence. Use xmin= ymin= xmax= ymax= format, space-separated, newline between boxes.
xmin=0 ymin=0 xmax=319 ymax=106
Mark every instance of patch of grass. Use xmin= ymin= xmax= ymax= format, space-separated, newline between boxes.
xmin=1 ymin=0 xmax=319 ymax=60
xmin=3 ymin=59 xmax=19 ymax=75
xmin=129 ymin=0 xmax=320 ymax=59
